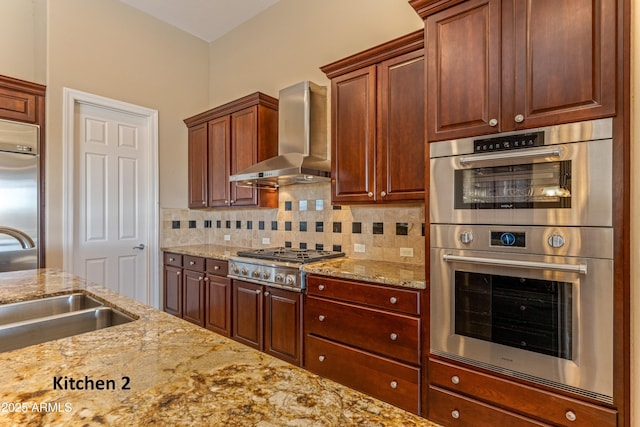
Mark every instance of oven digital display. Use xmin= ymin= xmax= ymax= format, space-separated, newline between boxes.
xmin=473 ymin=131 xmax=544 ymax=153
xmin=491 ymin=231 xmax=526 ymax=247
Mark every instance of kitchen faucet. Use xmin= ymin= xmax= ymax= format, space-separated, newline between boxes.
xmin=0 ymin=226 xmax=35 ymax=249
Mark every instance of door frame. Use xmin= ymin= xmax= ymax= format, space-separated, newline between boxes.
xmin=62 ymin=88 xmax=160 ymax=307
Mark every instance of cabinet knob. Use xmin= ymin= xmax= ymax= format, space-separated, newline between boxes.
xmin=515 ymin=114 xmax=525 ymax=123
xmin=565 ymin=411 xmax=577 ymax=422
xmin=213 ymin=265 xmax=220 ymax=270
xmin=367 ymin=192 xmax=373 ymax=197
xmin=176 ymin=271 xmax=181 ymax=276
xmin=390 ymin=333 xmax=398 ymax=341
xmin=318 ymin=355 xmax=326 ymax=362
xmin=202 ymin=201 xmax=206 ymax=205
xmin=204 ymin=277 xmax=209 ymax=282
xmin=318 ymin=284 xmax=325 ymax=291
xmin=380 ymin=191 xmax=386 ymax=197
xmin=256 ymin=289 xmax=261 ymax=295
xmin=389 ymin=297 xmax=398 ymax=304
xmin=198 ymin=276 xmax=203 ymax=281
xmin=318 ymin=315 xmax=326 ymax=322
xmin=390 ymin=381 xmax=398 ymax=389
xmin=264 ymin=291 xmax=270 ymax=296
xmin=225 ymin=200 xmax=229 ymax=205
xmin=190 ymin=261 xmax=196 ymax=265
xmin=169 ymin=257 xmax=175 ymax=262
xmin=451 ymin=375 xmax=460 ymax=385
xmin=451 ymin=410 xmax=460 ymax=419
xmin=489 ymin=118 xmax=498 ymax=127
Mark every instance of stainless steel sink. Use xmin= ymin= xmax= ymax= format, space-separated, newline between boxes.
xmin=0 ymin=293 xmax=103 ymax=325
xmin=0 ymin=294 xmax=135 ymax=353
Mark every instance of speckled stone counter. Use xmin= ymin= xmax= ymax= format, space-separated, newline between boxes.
xmin=161 ymin=244 xmax=250 ymax=260
xmin=0 ymin=269 xmax=438 ymax=426
xmin=302 ymin=258 xmax=426 ymax=290
xmin=162 ymin=245 xmax=427 ymax=290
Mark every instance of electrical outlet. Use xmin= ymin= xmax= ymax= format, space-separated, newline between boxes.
xmin=400 ymin=247 xmax=414 ymax=257
xmin=262 ymin=237 xmax=270 ymax=245
xmin=224 ymin=235 xmax=231 ymax=241
xmin=354 ymin=243 xmax=366 ymax=253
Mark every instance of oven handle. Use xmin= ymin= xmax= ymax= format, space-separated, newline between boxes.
xmin=443 ymin=254 xmax=587 ymax=275
xmin=459 ymin=146 xmax=562 ymax=165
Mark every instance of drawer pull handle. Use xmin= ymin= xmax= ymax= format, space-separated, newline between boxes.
xmin=451 ymin=410 xmax=460 ymax=419
xmin=451 ymin=375 xmax=460 ymax=385
xmin=390 ymin=333 xmax=398 ymax=341
xmin=390 ymin=380 xmax=398 ymax=389
xmin=318 ymin=315 xmax=326 ymax=322
xmin=318 ymin=355 xmax=326 ymax=362
xmin=214 ymin=265 xmax=220 ymax=270
xmin=318 ymin=285 xmax=325 ymax=291
xmin=566 ymin=411 xmax=577 ymax=422
xmin=389 ymin=297 xmax=398 ymax=304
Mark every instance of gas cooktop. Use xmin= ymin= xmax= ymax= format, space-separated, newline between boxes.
xmin=235 ymin=247 xmax=345 ymax=264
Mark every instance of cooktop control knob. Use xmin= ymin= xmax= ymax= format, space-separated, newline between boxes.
xmin=285 ymin=275 xmax=295 ymax=285
xmin=262 ymin=270 xmax=270 ymax=279
xmin=252 ymin=270 xmax=261 ymax=278
xmin=275 ymin=273 xmax=284 ymax=283
xmin=241 ymin=267 xmax=248 ymax=276
xmin=231 ymin=264 xmax=239 ymax=274
xmin=459 ymin=231 xmax=474 ymax=245
xmin=548 ymin=234 xmax=565 ymax=248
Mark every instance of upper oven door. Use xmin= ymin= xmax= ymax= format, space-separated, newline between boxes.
xmin=430 ymin=132 xmax=612 ymax=227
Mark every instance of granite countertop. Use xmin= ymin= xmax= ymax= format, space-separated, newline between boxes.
xmin=0 ymin=269 xmax=438 ymax=426
xmin=162 ymin=244 xmax=426 ymax=290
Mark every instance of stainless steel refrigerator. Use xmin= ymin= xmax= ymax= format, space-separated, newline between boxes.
xmin=0 ymin=119 xmax=39 ymax=272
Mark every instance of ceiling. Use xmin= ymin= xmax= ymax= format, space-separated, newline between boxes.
xmin=119 ymin=0 xmax=281 ymax=42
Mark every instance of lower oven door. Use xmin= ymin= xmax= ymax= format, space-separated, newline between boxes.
xmin=430 ymin=247 xmax=613 ymax=403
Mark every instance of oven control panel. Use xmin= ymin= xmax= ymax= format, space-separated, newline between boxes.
xmin=490 ymin=231 xmax=526 ymax=248
xmin=474 ymin=131 xmax=544 ymax=153
xmin=228 ymin=257 xmax=303 ymax=292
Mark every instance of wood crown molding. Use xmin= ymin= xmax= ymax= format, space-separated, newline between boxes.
xmin=0 ymin=74 xmax=46 ymax=96
xmin=184 ymin=92 xmax=278 ymax=127
xmin=320 ymin=30 xmax=424 ymax=79
xmin=409 ymin=0 xmax=468 ymax=18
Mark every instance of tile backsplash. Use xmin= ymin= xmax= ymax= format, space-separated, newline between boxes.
xmin=161 ymin=183 xmax=425 ymax=264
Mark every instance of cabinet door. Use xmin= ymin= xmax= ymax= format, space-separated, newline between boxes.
xmin=507 ymin=0 xmax=616 ymax=129
xmin=265 ymin=288 xmax=302 ymax=366
xmin=182 ymin=269 xmax=205 ymax=327
xmin=425 ymin=0 xmax=501 ymax=142
xmin=331 ymin=66 xmax=377 ymax=203
xmin=0 ymin=86 xmax=38 ymax=123
xmin=377 ymin=50 xmax=425 ymax=201
xmin=187 ymin=123 xmax=208 ymax=208
xmin=230 ymin=107 xmax=258 ymax=207
xmin=208 ymin=116 xmax=231 ymax=207
xmin=205 ymin=274 xmax=231 ymax=336
xmin=232 ymin=280 xmax=263 ymax=349
xmin=163 ymin=265 xmax=182 ymax=317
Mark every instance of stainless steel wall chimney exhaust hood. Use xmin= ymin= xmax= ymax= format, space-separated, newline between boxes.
xmin=229 ymin=81 xmax=329 ymax=187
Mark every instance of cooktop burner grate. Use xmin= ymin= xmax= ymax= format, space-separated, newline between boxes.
xmin=235 ymin=247 xmax=344 ymax=264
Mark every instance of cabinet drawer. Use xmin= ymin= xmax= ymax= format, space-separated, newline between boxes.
xmin=428 ymin=386 xmax=549 ymax=427
xmin=429 ymin=359 xmax=617 ymax=427
xmin=164 ymin=252 xmax=183 ymax=267
xmin=306 ymin=296 xmax=419 ymax=364
xmin=184 ymin=255 xmax=205 ymax=271
xmin=306 ymin=275 xmax=420 ymax=315
xmin=206 ymin=259 xmax=228 ymax=276
xmin=305 ymin=334 xmax=420 ymax=414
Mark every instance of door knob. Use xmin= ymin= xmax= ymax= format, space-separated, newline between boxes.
xmin=133 ymin=244 xmax=145 ymax=250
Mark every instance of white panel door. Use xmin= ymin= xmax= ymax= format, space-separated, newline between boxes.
xmin=74 ymin=103 xmax=149 ymax=303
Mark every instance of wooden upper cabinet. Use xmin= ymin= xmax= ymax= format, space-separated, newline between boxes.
xmin=321 ymin=30 xmax=425 ymax=204
xmin=184 ymin=93 xmax=279 ymax=209
xmin=420 ymin=0 xmax=616 ymax=142
xmin=208 ymin=116 xmax=231 ymax=207
xmin=187 ymin=123 xmax=208 ymax=208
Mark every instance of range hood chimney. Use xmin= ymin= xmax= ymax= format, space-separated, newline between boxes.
xmin=229 ymin=81 xmax=329 ymax=187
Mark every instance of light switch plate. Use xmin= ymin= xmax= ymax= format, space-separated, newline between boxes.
xmin=262 ymin=237 xmax=270 ymax=245
xmin=224 ymin=235 xmax=231 ymax=241
xmin=400 ymin=247 xmax=414 ymax=257
xmin=354 ymin=243 xmax=366 ymax=253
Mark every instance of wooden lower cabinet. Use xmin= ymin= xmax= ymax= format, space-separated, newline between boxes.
xmin=205 ymin=274 xmax=231 ymax=336
xmin=429 ymin=358 xmax=617 ymax=426
xmin=232 ymin=280 xmax=303 ymax=366
xmin=182 ymin=269 xmax=205 ymax=326
xmin=304 ymin=274 xmax=422 ymax=414
xmin=163 ymin=265 xmax=182 ymax=317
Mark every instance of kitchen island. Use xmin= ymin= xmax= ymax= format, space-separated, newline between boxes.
xmin=0 ymin=269 xmax=438 ymax=426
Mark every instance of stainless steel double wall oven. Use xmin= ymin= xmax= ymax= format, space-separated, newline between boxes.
xmin=429 ymin=118 xmax=614 ymax=403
